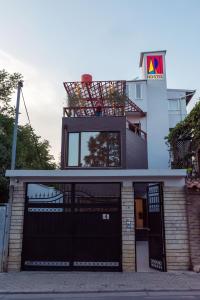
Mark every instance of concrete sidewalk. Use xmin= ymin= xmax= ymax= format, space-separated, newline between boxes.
xmin=0 ymin=272 xmax=199 ymax=294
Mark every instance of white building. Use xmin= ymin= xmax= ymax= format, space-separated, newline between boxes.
xmin=127 ymin=50 xmax=195 ymax=169
xmin=5 ymin=50 xmax=195 ymax=273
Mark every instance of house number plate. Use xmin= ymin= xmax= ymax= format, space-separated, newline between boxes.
xmin=102 ymin=213 xmax=110 ymax=220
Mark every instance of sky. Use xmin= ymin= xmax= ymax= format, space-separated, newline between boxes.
xmin=0 ymin=0 xmax=200 ymax=163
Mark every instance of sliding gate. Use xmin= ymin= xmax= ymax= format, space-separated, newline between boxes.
xmin=22 ymin=183 xmax=121 ymax=271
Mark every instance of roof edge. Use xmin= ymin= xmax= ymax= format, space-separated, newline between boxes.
xmin=5 ymin=169 xmax=186 ymax=179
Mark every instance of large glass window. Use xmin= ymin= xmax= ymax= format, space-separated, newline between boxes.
xmin=67 ymin=132 xmax=120 ymax=168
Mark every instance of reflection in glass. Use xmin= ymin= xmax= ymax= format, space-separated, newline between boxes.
xmin=68 ymin=133 xmax=79 ymax=166
xmin=81 ymin=132 xmax=120 ymax=167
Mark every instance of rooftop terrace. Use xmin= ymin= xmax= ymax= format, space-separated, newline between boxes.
xmin=63 ymin=75 xmax=145 ymax=117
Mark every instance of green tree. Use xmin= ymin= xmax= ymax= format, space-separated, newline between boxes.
xmin=166 ymin=100 xmax=200 ymax=173
xmin=0 ymin=69 xmax=22 ymax=116
xmin=0 ymin=70 xmax=57 ymax=202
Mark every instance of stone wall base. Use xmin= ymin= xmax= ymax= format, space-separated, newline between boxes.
xmin=7 ymin=182 xmax=25 ymax=272
xmin=6 ymin=181 xmax=192 ymax=273
xmin=186 ymin=189 xmax=200 ymax=270
xmin=121 ymin=183 xmax=135 ymax=271
xmin=164 ymin=186 xmax=190 ymax=271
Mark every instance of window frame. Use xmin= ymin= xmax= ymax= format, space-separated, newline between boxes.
xmin=168 ymin=99 xmax=180 ymax=111
xmin=135 ymin=83 xmax=142 ymax=99
xmin=66 ymin=131 xmax=121 ymax=168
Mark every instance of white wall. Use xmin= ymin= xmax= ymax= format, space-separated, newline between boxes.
xmin=141 ymin=51 xmax=170 ymax=169
xmin=126 ymin=58 xmax=170 ymax=169
xmin=126 ymin=81 xmax=147 ymax=134
xmin=126 ymin=81 xmax=147 ymax=112
xmin=126 ymin=52 xmax=193 ymax=170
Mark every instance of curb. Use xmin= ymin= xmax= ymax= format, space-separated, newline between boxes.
xmin=1 ymin=289 xmax=200 ymax=295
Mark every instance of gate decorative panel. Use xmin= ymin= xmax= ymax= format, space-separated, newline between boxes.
xmin=22 ymin=183 xmax=121 ymax=271
xmin=147 ymin=184 xmax=166 ymax=271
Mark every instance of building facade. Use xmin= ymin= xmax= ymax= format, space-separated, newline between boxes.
xmin=5 ymin=50 xmax=195 ymax=272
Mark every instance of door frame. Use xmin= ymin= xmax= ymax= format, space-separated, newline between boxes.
xmin=133 ymin=182 xmax=167 ymax=272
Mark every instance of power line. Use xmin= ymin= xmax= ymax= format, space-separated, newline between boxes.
xmin=21 ymin=89 xmax=44 ymax=168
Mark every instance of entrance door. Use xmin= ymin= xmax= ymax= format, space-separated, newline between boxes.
xmin=147 ymin=183 xmax=166 ymax=271
xmin=22 ymin=183 xmax=121 ymax=271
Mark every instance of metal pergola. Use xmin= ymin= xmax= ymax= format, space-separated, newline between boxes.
xmin=63 ymin=80 xmax=145 ymax=117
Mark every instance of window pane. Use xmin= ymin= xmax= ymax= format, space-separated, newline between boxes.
xmin=68 ymin=133 xmax=79 ymax=166
xmin=136 ymin=83 xmax=141 ymax=99
xmin=81 ymin=132 xmax=120 ymax=167
xmin=168 ymin=100 xmax=179 ymax=110
xmin=108 ymin=132 xmax=120 ymax=167
xmin=81 ymin=132 xmax=107 ymax=167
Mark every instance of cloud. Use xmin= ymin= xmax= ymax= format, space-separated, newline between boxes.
xmin=0 ymin=49 xmax=65 ymax=163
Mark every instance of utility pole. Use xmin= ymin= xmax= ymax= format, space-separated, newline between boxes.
xmin=11 ymin=81 xmax=23 ymax=170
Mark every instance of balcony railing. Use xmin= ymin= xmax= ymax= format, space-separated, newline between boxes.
xmin=63 ymin=105 xmax=126 ymax=117
xmin=127 ymin=119 xmax=147 ymax=141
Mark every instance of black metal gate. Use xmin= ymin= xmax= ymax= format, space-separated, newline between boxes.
xmin=147 ymin=183 xmax=166 ymax=271
xmin=22 ymin=183 xmax=121 ymax=271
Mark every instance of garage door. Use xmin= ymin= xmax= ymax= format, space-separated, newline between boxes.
xmin=22 ymin=183 xmax=121 ymax=271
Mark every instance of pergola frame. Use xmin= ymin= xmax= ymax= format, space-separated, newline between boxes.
xmin=63 ymin=80 xmax=145 ymax=117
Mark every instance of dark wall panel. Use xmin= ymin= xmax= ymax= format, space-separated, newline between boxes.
xmin=61 ymin=116 xmax=148 ymax=169
xmin=61 ymin=116 xmax=126 ymax=169
xmin=126 ymin=129 xmax=148 ymax=169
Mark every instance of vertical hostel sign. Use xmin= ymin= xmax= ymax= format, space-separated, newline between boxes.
xmin=147 ymin=55 xmax=164 ymax=79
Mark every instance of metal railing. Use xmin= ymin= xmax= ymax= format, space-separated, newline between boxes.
xmin=127 ymin=119 xmax=147 ymax=140
xmin=63 ymin=106 xmax=126 ymax=117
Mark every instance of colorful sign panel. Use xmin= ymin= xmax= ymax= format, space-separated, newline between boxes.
xmin=147 ymin=55 xmax=164 ymax=79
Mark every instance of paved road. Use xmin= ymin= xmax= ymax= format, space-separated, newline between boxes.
xmin=1 ymin=292 xmax=200 ymax=300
